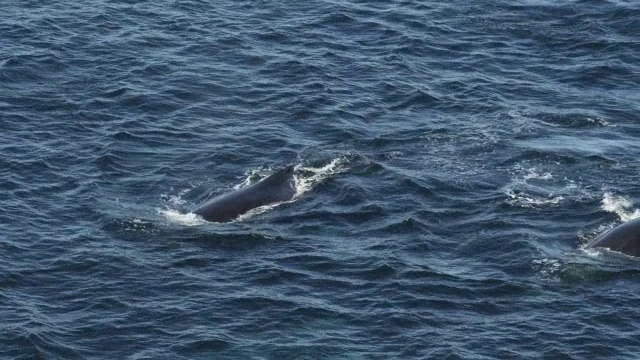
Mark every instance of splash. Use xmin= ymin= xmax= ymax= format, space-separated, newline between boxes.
xmin=160 ymin=209 xmax=207 ymax=226
xmin=165 ymin=188 xmax=190 ymax=206
xmin=601 ymin=192 xmax=640 ymax=222
xmin=233 ymin=168 xmax=264 ymax=190
xmin=522 ymin=168 xmax=553 ymax=181
xmin=582 ymin=248 xmax=604 ymax=258
xmin=293 ymin=156 xmax=349 ymax=197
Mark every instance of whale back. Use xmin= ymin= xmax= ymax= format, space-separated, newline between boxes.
xmin=586 ymin=218 xmax=640 ymax=257
xmin=193 ymin=165 xmax=296 ymax=222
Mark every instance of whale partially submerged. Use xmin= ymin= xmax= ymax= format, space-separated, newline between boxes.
xmin=193 ymin=165 xmax=296 ymax=222
xmin=585 ymin=217 xmax=640 ymax=257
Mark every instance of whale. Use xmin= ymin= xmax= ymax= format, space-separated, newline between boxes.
xmin=585 ymin=217 xmax=640 ymax=257
xmin=192 ymin=165 xmax=296 ymax=222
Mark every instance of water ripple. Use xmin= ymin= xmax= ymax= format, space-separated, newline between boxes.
xmin=2 ymin=0 xmax=640 ymax=358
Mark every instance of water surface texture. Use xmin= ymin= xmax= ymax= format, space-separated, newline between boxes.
xmin=2 ymin=0 xmax=640 ymax=358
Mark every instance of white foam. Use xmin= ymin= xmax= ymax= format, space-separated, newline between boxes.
xmin=293 ymin=156 xmax=349 ymax=198
xmin=159 ymin=209 xmax=206 ymax=226
xmin=168 ymin=188 xmax=189 ymax=206
xmin=122 ymin=218 xmax=155 ymax=231
xmin=504 ymin=189 xmax=564 ymax=207
xmin=502 ymin=165 xmax=565 ymax=207
xmin=585 ymin=117 xmax=609 ymax=126
xmin=235 ymin=202 xmax=282 ymax=221
xmin=522 ymin=169 xmax=553 ymax=181
xmin=581 ymin=247 xmax=604 ymax=258
xmin=601 ymin=192 xmax=640 ymax=222
xmin=233 ymin=168 xmax=264 ymax=190
xmin=531 ymin=258 xmax=562 ymax=278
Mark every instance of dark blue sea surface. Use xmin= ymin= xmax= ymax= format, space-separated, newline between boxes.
xmin=2 ymin=0 xmax=640 ymax=358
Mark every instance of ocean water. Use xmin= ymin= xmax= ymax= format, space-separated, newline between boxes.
xmin=1 ymin=0 xmax=639 ymax=358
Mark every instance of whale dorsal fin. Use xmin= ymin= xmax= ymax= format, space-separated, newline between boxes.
xmin=261 ymin=164 xmax=294 ymax=185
